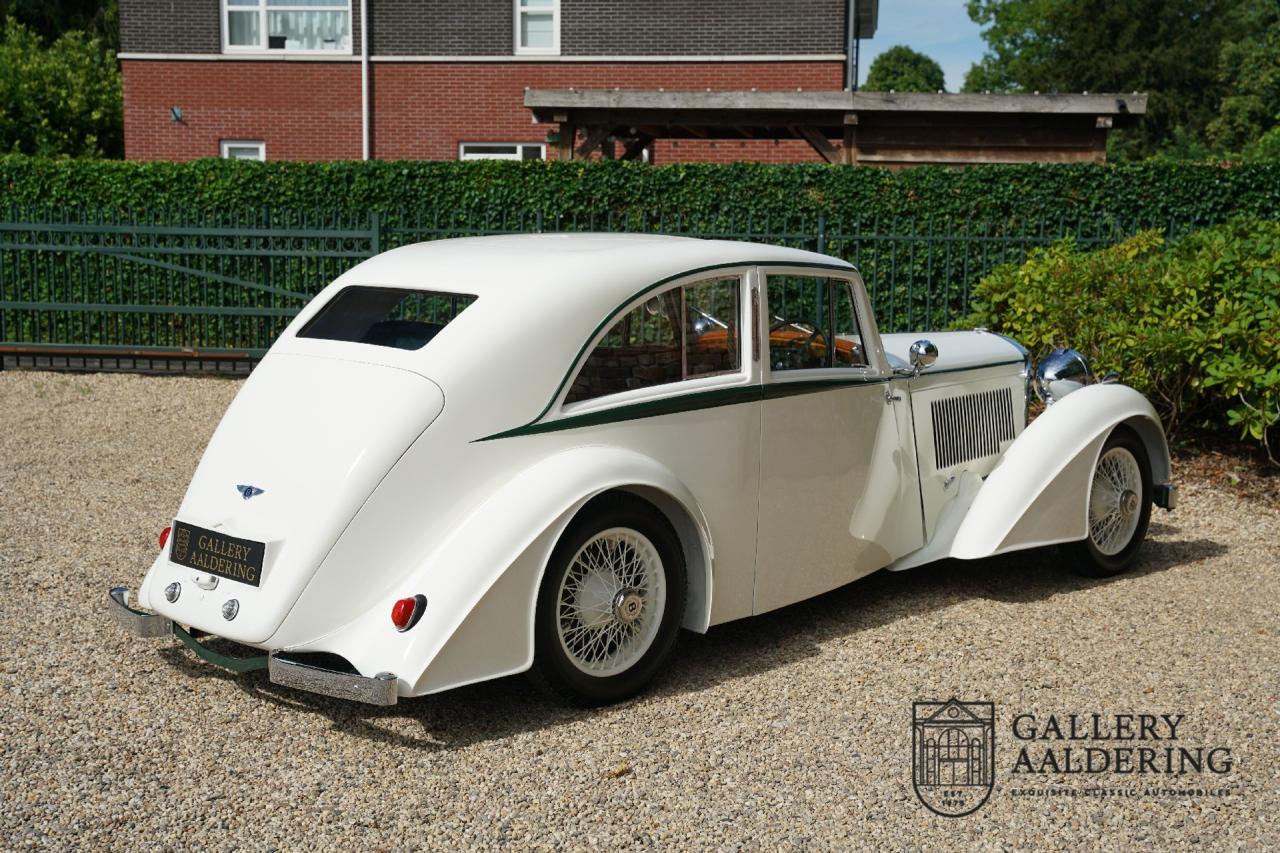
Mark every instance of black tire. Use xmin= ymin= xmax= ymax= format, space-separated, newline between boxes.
xmin=1066 ymin=427 xmax=1153 ymax=577
xmin=529 ymin=493 xmax=685 ymax=707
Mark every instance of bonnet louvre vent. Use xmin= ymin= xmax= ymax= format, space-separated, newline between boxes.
xmin=931 ymin=387 xmax=1016 ymax=469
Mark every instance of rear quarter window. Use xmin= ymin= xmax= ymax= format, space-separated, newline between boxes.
xmin=298 ymin=286 xmax=476 ymax=351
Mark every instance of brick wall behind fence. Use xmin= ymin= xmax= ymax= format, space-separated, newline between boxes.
xmin=124 ymin=59 xmax=843 ymax=163
xmin=123 ymin=61 xmax=364 ymax=160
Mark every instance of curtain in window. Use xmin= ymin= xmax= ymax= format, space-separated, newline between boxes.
xmin=267 ymin=10 xmax=350 ymax=51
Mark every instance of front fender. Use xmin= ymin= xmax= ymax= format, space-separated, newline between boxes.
xmin=950 ymin=384 xmax=1170 ymax=559
xmin=303 ymin=445 xmax=714 ymax=697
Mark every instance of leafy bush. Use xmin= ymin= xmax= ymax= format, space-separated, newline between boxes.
xmin=966 ymin=219 xmax=1280 ymax=461
xmin=1 ymin=157 xmax=1278 ymax=226
xmin=0 ymin=18 xmax=121 ymax=157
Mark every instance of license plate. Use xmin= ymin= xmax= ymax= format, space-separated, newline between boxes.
xmin=168 ymin=521 xmax=266 ymax=587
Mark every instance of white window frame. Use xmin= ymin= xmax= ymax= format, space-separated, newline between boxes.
xmin=458 ymin=142 xmax=546 ymax=161
xmin=221 ymin=0 xmax=354 ymax=55
xmin=221 ymin=140 xmax=266 ymax=161
xmin=514 ymin=0 xmax=560 ymax=56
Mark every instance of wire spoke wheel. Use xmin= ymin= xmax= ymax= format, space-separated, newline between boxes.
xmin=555 ymin=527 xmax=667 ymax=676
xmin=1088 ymin=446 xmax=1144 ymax=556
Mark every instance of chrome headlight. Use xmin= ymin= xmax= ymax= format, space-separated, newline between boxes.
xmin=1035 ymin=347 xmax=1092 ymax=405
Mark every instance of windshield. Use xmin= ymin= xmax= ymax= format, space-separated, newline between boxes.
xmin=297 ymin=286 xmax=476 ymax=351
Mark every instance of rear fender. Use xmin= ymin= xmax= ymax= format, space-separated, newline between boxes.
xmin=303 ymin=446 xmax=714 ymax=696
xmin=950 ymin=384 xmax=1170 ymax=559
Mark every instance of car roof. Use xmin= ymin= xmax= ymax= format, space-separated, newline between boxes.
xmin=334 ymin=233 xmax=852 ymax=303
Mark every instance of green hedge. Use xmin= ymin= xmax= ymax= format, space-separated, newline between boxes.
xmin=2 ymin=156 xmax=1278 ymax=225
xmin=966 ymin=219 xmax=1280 ymax=460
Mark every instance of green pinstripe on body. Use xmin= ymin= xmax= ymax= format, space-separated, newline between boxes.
xmin=479 ymin=375 xmax=891 ymax=441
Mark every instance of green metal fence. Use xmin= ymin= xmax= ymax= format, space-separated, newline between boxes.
xmin=0 ymin=206 xmax=1200 ymax=361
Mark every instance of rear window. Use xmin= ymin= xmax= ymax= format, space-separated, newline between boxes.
xmin=298 ymin=286 xmax=476 ymax=351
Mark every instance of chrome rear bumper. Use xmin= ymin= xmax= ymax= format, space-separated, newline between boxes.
xmin=107 ymin=586 xmax=399 ymax=705
xmin=268 ymin=656 xmax=399 ymax=706
xmin=108 ymin=587 xmax=174 ymax=637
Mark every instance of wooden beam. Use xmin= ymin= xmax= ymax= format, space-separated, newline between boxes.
xmin=575 ymin=126 xmax=613 ymax=158
xmin=795 ymin=126 xmax=841 ymax=165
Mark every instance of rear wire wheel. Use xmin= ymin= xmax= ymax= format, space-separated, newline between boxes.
xmin=1067 ymin=427 xmax=1153 ymax=577
xmin=530 ymin=494 xmax=685 ymax=706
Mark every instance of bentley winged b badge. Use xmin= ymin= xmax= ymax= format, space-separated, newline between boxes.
xmin=235 ymin=484 xmax=265 ymax=500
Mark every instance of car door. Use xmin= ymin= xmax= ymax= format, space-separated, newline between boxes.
xmin=753 ymin=268 xmax=924 ymax=614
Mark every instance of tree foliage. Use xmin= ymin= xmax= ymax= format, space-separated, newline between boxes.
xmin=0 ymin=17 xmax=122 ymax=157
xmin=961 ymin=0 xmax=1245 ymax=158
xmin=863 ymin=45 xmax=947 ymax=93
xmin=1207 ymin=1 xmax=1280 ymax=154
xmin=0 ymin=1 xmax=117 ymax=51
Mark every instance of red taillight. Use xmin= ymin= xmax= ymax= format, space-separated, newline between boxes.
xmin=159 ymin=526 xmax=171 ymax=549
xmin=391 ymin=595 xmax=425 ymax=632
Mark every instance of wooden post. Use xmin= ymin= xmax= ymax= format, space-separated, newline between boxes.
xmin=843 ymin=113 xmax=859 ymax=165
xmin=556 ymin=124 xmax=577 ymax=161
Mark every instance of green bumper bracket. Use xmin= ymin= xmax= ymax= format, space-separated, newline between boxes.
xmin=172 ymin=623 xmax=269 ymax=673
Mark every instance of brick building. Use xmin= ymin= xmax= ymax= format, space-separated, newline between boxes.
xmin=119 ymin=0 xmax=878 ymax=163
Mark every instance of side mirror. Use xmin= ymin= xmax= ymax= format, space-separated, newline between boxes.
xmin=909 ymin=339 xmax=938 ymax=373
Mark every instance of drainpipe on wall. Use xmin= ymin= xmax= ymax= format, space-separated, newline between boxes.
xmin=844 ymin=0 xmax=859 ymax=91
xmin=361 ymin=0 xmax=370 ymax=160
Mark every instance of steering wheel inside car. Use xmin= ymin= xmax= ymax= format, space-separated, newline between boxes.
xmin=770 ymin=318 xmax=827 ymax=370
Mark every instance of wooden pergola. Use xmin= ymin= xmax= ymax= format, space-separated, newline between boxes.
xmin=524 ymin=90 xmax=1148 ymax=166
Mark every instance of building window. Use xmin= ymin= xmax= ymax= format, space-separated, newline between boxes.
xmin=515 ymin=0 xmax=559 ymax=55
xmin=223 ymin=1 xmax=352 ymax=53
xmin=221 ymin=140 xmax=266 ymax=160
xmin=459 ymin=143 xmax=546 ymax=161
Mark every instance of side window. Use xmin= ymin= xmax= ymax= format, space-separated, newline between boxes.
xmin=565 ymin=276 xmax=742 ymax=405
xmin=766 ymin=275 xmax=867 ymax=372
xmin=685 ymin=277 xmax=741 ymax=378
xmin=830 ymin=280 xmax=866 ymax=368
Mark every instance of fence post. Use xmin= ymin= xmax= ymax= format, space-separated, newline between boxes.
xmin=370 ymin=211 xmax=382 ymax=257
xmin=816 ymin=213 xmax=827 ymax=255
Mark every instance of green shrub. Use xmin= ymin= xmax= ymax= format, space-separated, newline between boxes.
xmin=0 ymin=19 xmax=122 ymax=157
xmin=1 ymin=157 xmax=1278 ymax=226
xmin=966 ymin=219 xmax=1280 ymax=461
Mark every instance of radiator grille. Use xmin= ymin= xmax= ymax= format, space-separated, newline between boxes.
xmin=930 ymin=387 xmax=1017 ymax=469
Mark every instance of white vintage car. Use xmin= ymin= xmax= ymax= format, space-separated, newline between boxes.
xmin=109 ymin=235 xmax=1177 ymax=706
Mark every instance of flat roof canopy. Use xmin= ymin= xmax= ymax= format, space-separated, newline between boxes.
xmin=525 ymin=90 xmax=1149 ymax=166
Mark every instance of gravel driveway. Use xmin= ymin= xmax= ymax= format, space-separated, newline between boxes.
xmin=1 ymin=371 xmax=1276 ymax=850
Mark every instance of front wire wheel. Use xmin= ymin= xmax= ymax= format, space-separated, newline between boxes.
xmin=1067 ymin=427 xmax=1153 ymax=577
xmin=531 ymin=495 xmax=685 ymax=706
